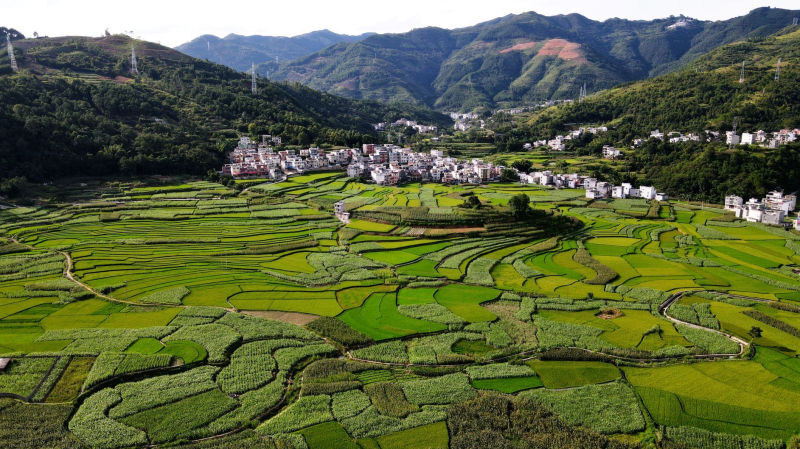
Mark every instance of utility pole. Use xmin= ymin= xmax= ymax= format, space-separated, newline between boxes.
xmin=130 ymin=43 xmax=138 ymax=75
xmin=6 ymin=35 xmax=18 ymax=73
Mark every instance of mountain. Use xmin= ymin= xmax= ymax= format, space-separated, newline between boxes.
xmin=267 ymin=7 xmax=799 ymax=111
xmin=0 ymin=34 xmax=449 ymax=183
xmin=175 ymin=30 xmax=373 ymax=72
xmin=524 ymin=25 xmax=800 ymax=140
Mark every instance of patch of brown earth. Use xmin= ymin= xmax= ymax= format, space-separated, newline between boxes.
xmin=537 ymin=39 xmax=584 ymax=61
xmin=596 ymin=308 xmax=624 ymax=320
xmin=241 ymin=310 xmax=319 ymax=326
xmin=499 ymin=41 xmax=537 ymax=54
xmin=113 ymin=75 xmax=132 ymax=84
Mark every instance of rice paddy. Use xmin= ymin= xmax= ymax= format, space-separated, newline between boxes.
xmin=1 ymin=174 xmax=799 ymax=448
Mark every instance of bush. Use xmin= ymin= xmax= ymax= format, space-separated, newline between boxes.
xmin=574 ymin=248 xmax=617 ymax=284
xmin=365 ymin=382 xmax=420 ymax=418
xmin=306 ymin=316 xmax=373 ymax=347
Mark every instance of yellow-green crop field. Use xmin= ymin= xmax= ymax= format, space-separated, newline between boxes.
xmin=1 ymin=174 xmax=799 ymax=448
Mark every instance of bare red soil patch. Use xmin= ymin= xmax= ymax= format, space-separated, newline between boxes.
xmin=537 ymin=39 xmax=584 ymax=61
xmin=499 ymin=42 xmax=537 ymax=54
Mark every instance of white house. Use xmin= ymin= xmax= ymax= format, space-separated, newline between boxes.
xmin=725 ymin=195 xmax=744 ymax=211
xmin=795 ymin=213 xmax=800 ymax=231
xmin=741 ymin=132 xmax=754 ymax=145
xmin=639 ymin=186 xmax=657 ymax=200
xmin=612 ymin=186 xmax=626 ymax=199
xmin=726 ymin=131 xmax=741 ymax=146
xmin=602 ymin=146 xmax=621 ymax=159
xmin=655 ymin=192 xmax=669 ymax=201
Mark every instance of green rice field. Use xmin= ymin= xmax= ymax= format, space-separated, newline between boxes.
xmin=1 ymin=174 xmax=799 ymax=448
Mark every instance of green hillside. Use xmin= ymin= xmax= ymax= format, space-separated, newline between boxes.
xmin=0 ymin=34 xmax=449 ymax=182
xmin=526 ymin=26 xmax=800 ymax=140
xmin=268 ymin=7 xmax=799 ymax=111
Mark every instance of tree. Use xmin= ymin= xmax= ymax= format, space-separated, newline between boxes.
xmin=499 ymin=169 xmax=519 ymax=183
xmin=748 ymin=326 xmax=763 ymax=339
xmin=508 ymin=193 xmax=531 ymax=219
xmin=461 ymin=195 xmax=481 ymax=209
xmin=511 ymin=160 xmax=533 ymax=173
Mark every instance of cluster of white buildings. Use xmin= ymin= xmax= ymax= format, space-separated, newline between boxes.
xmin=725 ymin=129 xmax=800 ymax=148
xmin=636 ymin=128 xmax=800 ymax=149
xmin=725 ymin=191 xmax=798 ymax=227
xmin=449 ymin=112 xmax=485 ymax=132
xmin=347 ymin=145 xmax=504 ymax=186
xmin=222 ymin=136 xmax=345 ymax=178
xmin=517 ymin=170 xmax=666 ymax=201
xmin=373 ymin=118 xmax=437 ymax=134
xmin=524 ymin=126 xmax=609 ymax=152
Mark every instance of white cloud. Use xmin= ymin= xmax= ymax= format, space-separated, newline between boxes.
xmin=5 ymin=0 xmax=799 ymax=47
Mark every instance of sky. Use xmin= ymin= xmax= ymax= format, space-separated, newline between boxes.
xmin=5 ymin=0 xmax=800 ymax=47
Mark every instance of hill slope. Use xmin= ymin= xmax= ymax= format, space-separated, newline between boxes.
xmin=175 ymin=29 xmax=373 ymax=72
xmin=525 ymin=26 xmax=800 ymax=140
xmin=0 ymin=34 xmax=448 ymax=182
xmin=267 ymin=7 xmax=798 ymax=111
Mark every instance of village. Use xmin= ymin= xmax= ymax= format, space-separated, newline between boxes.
xmin=725 ymin=191 xmax=800 ymax=229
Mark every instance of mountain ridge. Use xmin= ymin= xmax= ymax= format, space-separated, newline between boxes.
xmin=260 ymin=7 xmax=799 ymax=111
xmin=175 ymin=29 xmax=374 ymax=72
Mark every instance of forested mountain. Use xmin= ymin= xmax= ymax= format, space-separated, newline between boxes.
xmin=267 ymin=7 xmax=799 ymax=111
xmin=0 ymin=34 xmax=449 ymax=183
xmin=176 ymin=30 xmax=373 ymax=72
xmin=524 ymin=26 xmax=800 ymax=140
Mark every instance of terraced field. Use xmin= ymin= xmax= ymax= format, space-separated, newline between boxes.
xmin=1 ymin=175 xmax=799 ymax=448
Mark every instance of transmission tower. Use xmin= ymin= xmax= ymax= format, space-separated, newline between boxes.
xmin=130 ymin=43 xmax=138 ymax=75
xmin=793 ymin=17 xmax=798 ymax=26
xmin=775 ymin=58 xmax=781 ymax=81
xmin=6 ymin=35 xmax=18 ymax=73
xmin=251 ymin=63 xmax=257 ymax=94
xmin=579 ymin=83 xmax=587 ymax=102
xmin=729 ymin=116 xmax=739 ymax=148
xmin=739 ymin=61 xmax=745 ymax=83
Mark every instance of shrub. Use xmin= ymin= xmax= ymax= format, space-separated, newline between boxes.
xmin=574 ymin=248 xmax=617 ymax=284
xmin=306 ymin=316 xmax=373 ymax=347
xmin=365 ymin=382 xmax=420 ymax=418
xmin=743 ymin=310 xmax=800 ymax=338
xmin=139 ymin=286 xmax=190 ymax=305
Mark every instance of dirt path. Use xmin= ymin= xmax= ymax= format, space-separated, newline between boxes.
xmin=659 ymin=291 xmax=749 ymax=358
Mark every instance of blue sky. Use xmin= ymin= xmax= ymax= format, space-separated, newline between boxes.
xmin=6 ymin=0 xmax=800 ymax=47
